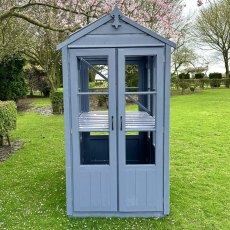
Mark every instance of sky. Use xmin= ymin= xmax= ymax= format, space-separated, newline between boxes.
xmin=183 ymin=0 xmax=225 ymax=74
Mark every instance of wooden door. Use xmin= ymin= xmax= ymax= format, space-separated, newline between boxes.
xmin=70 ymin=49 xmax=117 ymax=212
xmin=117 ymin=48 xmax=165 ymax=212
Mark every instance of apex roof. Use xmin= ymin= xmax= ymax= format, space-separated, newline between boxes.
xmin=57 ymin=6 xmax=176 ymax=50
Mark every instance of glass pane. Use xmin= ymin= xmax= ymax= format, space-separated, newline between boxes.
xmin=125 ymin=131 xmax=155 ymax=165
xmin=77 ymin=57 xmax=109 ymax=132
xmin=79 ymin=95 xmax=109 ymax=112
xmin=125 ymin=64 xmax=139 ymax=92
xmin=125 ymin=94 xmax=154 ymax=114
xmin=125 ymin=56 xmax=155 ymax=93
xmin=78 ymin=57 xmax=108 ymax=93
xmin=126 ymin=95 xmax=138 ymax=112
xmin=89 ymin=65 xmax=108 ymax=93
xmin=80 ymin=132 xmax=109 ymax=165
xmin=77 ymin=57 xmax=110 ymax=165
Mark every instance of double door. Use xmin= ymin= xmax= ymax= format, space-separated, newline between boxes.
xmin=70 ymin=48 xmax=164 ymax=212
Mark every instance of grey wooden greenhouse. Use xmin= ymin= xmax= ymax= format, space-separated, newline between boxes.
xmin=57 ymin=7 xmax=175 ymax=218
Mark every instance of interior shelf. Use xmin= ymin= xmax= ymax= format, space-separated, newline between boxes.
xmin=79 ymin=111 xmax=155 ymax=132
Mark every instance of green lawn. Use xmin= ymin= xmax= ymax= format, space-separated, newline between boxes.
xmin=31 ymin=97 xmax=51 ymax=108
xmin=0 ymin=89 xmax=230 ymax=229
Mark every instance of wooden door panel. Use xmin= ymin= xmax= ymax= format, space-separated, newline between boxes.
xmin=74 ymin=168 xmax=116 ymax=211
xmin=118 ymin=48 xmax=164 ymax=212
xmin=70 ymin=48 xmax=117 ymax=212
xmin=121 ymin=168 xmax=163 ymax=211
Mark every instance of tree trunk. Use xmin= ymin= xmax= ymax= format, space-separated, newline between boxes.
xmin=30 ymin=88 xmax=33 ymax=96
xmin=223 ymin=51 xmax=229 ymax=78
xmin=0 ymin=135 xmax=3 ymax=146
xmin=47 ymin=62 xmax=61 ymax=92
xmin=6 ymin=134 xmax=11 ymax=147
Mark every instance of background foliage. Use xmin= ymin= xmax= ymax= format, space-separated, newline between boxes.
xmin=0 ymin=101 xmax=17 ymax=146
xmin=50 ymin=88 xmax=64 ymax=114
xmin=0 ymin=55 xmax=28 ymax=101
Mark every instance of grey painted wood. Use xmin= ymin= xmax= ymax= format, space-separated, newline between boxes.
xmin=70 ymin=211 xmax=165 ymax=218
xmin=163 ymin=45 xmax=171 ymax=215
xmin=121 ymin=16 xmax=176 ymax=48
xmin=154 ymin=47 xmax=165 ymax=211
xmin=77 ymin=92 xmax=108 ymax=95
xmin=70 ymin=49 xmax=117 ymax=212
xmin=90 ymin=19 xmax=144 ymax=35
xmin=70 ymin=34 xmax=161 ymax=47
xmin=59 ymin=6 xmax=172 ymax=217
xmin=57 ymin=8 xmax=175 ymax=50
xmin=125 ymin=91 xmax=156 ymax=95
xmin=62 ymin=47 xmax=73 ymax=216
xmin=78 ymin=111 xmax=155 ymax=132
xmin=68 ymin=44 xmax=165 ymax=48
xmin=57 ymin=14 xmax=111 ymax=50
xmin=118 ymin=48 xmax=164 ymax=212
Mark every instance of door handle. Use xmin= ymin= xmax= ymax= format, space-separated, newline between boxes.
xmin=111 ymin=116 xmax=114 ymax=130
xmin=120 ymin=116 xmax=123 ymax=131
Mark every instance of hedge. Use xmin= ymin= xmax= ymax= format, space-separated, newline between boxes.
xmin=195 ymin=73 xmax=205 ymax=79
xmin=209 ymin=72 xmax=222 ymax=88
xmin=50 ymin=88 xmax=64 ymax=114
xmin=0 ymin=101 xmax=17 ymax=146
xmin=170 ymin=78 xmax=230 ymax=94
xmin=178 ymin=73 xmax=190 ymax=79
xmin=0 ymin=56 xmax=28 ymax=101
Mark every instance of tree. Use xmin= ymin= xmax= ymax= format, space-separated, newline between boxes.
xmin=0 ymin=1 xmax=185 ymax=90
xmin=0 ymin=0 xmax=184 ymax=38
xmin=24 ymin=63 xmax=51 ymax=97
xmin=21 ymin=27 xmax=63 ymax=91
xmin=195 ymin=0 xmax=230 ymax=78
xmin=0 ymin=17 xmax=32 ymax=60
xmin=172 ymin=46 xmax=197 ymax=75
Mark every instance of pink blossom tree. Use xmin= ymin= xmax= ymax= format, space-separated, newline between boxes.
xmin=0 ymin=0 xmax=184 ymax=38
xmin=0 ymin=0 xmax=185 ymax=90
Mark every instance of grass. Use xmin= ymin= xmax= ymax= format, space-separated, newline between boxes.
xmin=31 ymin=97 xmax=51 ymax=108
xmin=0 ymin=89 xmax=230 ymax=229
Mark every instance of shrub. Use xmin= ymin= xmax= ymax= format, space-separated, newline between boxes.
xmin=0 ymin=101 xmax=17 ymax=146
xmin=24 ymin=64 xmax=51 ymax=97
xmin=209 ymin=72 xmax=222 ymax=79
xmin=223 ymin=78 xmax=230 ymax=88
xmin=171 ymin=75 xmax=180 ymax=89
xmin=179 ymin=79 xmax=190 ymax=94
xmin=0 ymin=55 xmax=28 ymax=101
xmin=178 ymin=73 xmax=190 ymax=79
xmin=50 ymin=88 xmax=64 ymax=114
xmin=189 ymin=79 xmax=200 ymax=92
xmin=209 ymin=72 xmax=222 ymax=88
xmin=195 ymin=73 xmax=205 ymax=79
xmin=196 ymin=78 xmax=209 ymax=88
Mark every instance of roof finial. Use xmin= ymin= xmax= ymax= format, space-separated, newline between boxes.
xmin=111 ymin=5 xmax=122 ymax=29
xmin=115 ymin=0 xmax=120 ymax=6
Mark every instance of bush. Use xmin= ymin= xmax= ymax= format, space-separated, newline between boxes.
xmin=195 ymin=77 xmax=209 ymax=89
xmin=223 ymin=78 xmax=230 ymax=88
xmin=178 ymin=73 xmax=190 ymax=79
xmin=195 ymin=73 xmax=205 ymax=79
xmin=209 ymin=72 xmax=222 ymax=79
xmin=0 ymin=101 xmax=17 ymax=146
xmin=50 ymin=88 xmax=64 ymax=114
xmin=0 ymin=55 xmax=28 ymax=101
xmin=24 ymin=64 xmax=51 ymax=97
xmin=179 ymin=79 xmax=190 ymax=94
xmin=209 ymin=72 xmax=222 ymax=88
